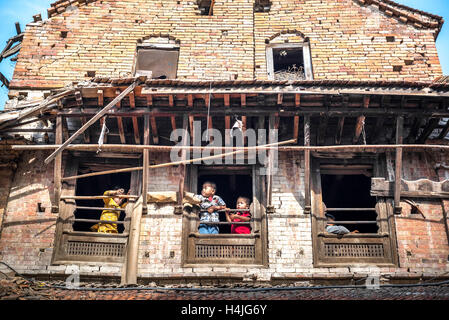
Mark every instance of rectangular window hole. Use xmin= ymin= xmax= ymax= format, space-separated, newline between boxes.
xmin=273 ymin=47 xmax=305 ymax=81
xmin=393 ymin=65 xmax=403 ymax=72
xmin=386 ymin=36 xmax=396 ymax=42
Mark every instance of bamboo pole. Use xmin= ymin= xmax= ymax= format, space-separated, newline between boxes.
xmin=13 ymin=143 xmax=449 ymax=153
xmin=61 ymin=195 xmax=138 ymax=200
xmin=60 ymin=138 xmax=297 ymax=182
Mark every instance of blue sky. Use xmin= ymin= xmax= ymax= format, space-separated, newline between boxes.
xmin=0 ymin=0 xmax=448 ymax=110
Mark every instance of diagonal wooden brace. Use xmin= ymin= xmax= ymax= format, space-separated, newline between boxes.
xmin=44 ymin=80 xmax=140 ymax=165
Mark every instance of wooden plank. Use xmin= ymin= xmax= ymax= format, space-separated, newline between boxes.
xmin=189 ymin=115 xmax=195 ymax=144
xmin=241 ymin=94 xmax=246 ymax=107
xmin=142 ymin=115 xmax=150 ymax=210
xmin=394 ymin=116 xmax=403 ymax=214
xmin=225 ymin=115 xmax=231 ymax=146
xmin=416 ymin=118 xmax=439 ymax=143
xmin=171 ymin=116 xmax=177 ymax=131
xmin=304 ymin=115 xmax=311 ymax=214
xmin=277 ymin=94 xmax=283 ymax=105
xmin=187 ymin=94 xmax=193 ymax=107
xmin=44 ymin=80 xmax=140 ymax=164
xmin=295 ymin=94 xmax=301 ymax=107
xmin=116 ymin=89 xmax=122 ymax=108
xmin=146 ymin=94 xmax=153 ymax=107
xmin=150 ymin=116 xmax=159 ymax=144
xmin=129 ymin=91 xmax=136 ymax=108
xmin=293 ymin=116 xmax=300 ymax=142
xmin=79 ymin=110 xmax=90 ymax=143
xmin=353 ymin=96 xmax=370 ymax=144
xmin=335 ymin=117 xmax=345 ymax=145
xmin=132 ymin=117 xmax=140 ymax=144
xmin=178 ymin=114 xmax=189 ymax=207
xmin=97 ymin=89 xmax=104 ymax=107
xmin=52 ymin=116 xmax=63 ymax=213
xmin=317 ymin=115 xmax=328 ymax=146
xmin=168 ymin=94 xmax=174 ymax=107
xmin=117 ymin=116 xmax=126 ymax=144
xmin=371 ymin=177 xmax=449 ymax=198
xmin=242 ymin=116 xmax=247 ymax=145
xmin=122 ymin=195 xmax=143 ymax=285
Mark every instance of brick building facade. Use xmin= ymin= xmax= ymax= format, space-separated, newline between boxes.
xmin=0 ymin=0 xmax=449 ymax=285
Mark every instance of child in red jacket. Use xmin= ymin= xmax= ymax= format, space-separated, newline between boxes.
xmin=226 ymin=197 xmax=251 ymax=234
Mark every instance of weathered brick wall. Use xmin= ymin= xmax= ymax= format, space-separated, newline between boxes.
xmin=9 ymin=0 xmax=442 ymax=90
xmin=1 ymin=150 xmax=448 ymax=280
xmin=394 ymin=152 xmax=449 ymax=273
xmin=0 ymin=151 xmax=58 ymax=274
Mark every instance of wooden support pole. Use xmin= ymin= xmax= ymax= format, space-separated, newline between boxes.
xmin=122 ymin=195 xmax=143 ymax=285
xmin=117 ymin=116 xmax=126 ymax=144
xmin=177 ymin=114 xmax=189 ymax=213
xmin=132 ymin=117 xmax=140 ymax=144
xmin=317 ymin=114 xmax=328 ymax=146
xmin=267 ymin=115 xmax=276 ymax=207
xmin=394 ymin=116 xmax=404 ymax=214
xmin=44 ymin=80 xmax=140 ymax=164
xmin=354 ymin=96 xmax=370 ymax=144
xmin=142 ymin=115 xmax=150 ymax=212
xmin=150 ymin=116 xmax=159 ymax=144
xmin=52 ymin=116 xmax=63 ymax=213
xmin=97 ymin=89 xmax=104 ymax=107
xmin=304 ymin=115 xmax=311 ymax=214
xmin=335 ymin=117 xmax=345 ymax=145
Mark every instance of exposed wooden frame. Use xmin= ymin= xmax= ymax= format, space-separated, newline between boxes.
xmin=142 ymin=115 xmax=150 ymax=210
xmin=44 ymin=80 xmax=140 ymax=164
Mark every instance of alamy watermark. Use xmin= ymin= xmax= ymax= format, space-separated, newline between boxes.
xmin=169 ymin=120 xmax=279 ymax=175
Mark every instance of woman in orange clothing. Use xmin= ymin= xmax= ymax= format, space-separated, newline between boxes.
xmin=91 ymin=187 xmax=129 ymax=234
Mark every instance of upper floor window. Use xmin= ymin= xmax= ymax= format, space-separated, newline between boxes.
xmin=198 ymin=0 xmax=213 ymax=15
xmin=135 ymin=44 xmax=180 ymax=79
xmin=266 ymin=43 xmax=313 ymax=81
xmin=254 ymin=0 xmax=271 ymax=12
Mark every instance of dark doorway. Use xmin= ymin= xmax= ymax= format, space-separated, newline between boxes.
xmin=74 ymin=171 xmax=131 ymax=233
xmin=321 ymin=174 xmax=378 ymax=233
xmin=198 ymin=170 xmax=252 ymax=234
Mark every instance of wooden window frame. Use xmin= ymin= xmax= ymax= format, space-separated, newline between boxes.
xmin=266 ymin=42 xmax=313 ymax=81
xmin=51 ymin=156 xmax=141 ymax=265
xmin=181 ymin=165 xmax=268 ymax=266
xmin=310 ymin=154 xmax=399 ymax=267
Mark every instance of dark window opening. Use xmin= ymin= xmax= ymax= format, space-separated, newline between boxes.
xmin=273 ymin=47 xmax=305 ymax=81
xmin=198 ymin=0 xmax=213 ymax=15
xmin=321 ymin=174 xmax=378 ymax=234
xmin=197 ymin=171 xmax=252 ymax=234
xmin=135 ymin=48 xmax=179 ymax=79
xmin=254 ymin=0 xmax=271 ymax=12
xmin=74 ymin=170 xmax=131 ymax=234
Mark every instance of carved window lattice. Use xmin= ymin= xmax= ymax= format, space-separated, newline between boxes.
xmin=66 ymin=241 xmax=125 ymax=257
xmin=324 ymin=244 xmax=384 ymax=258
xmin=195 ymin=244 xmax=255 ymax=259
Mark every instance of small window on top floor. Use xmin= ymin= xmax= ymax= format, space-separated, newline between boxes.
xmin=198 ymin=0 xmax=213 ymax=15
xmin=135 ymin=45 xmax=180 ymax=79
xmin=266 ymin=43 xmax=313 ymax=80
xmin=254 ymin=0 xmax=271 ymax=12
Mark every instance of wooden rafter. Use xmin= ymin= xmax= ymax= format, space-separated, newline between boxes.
xmin=335 ymin=117 xmax=345 ymax=145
